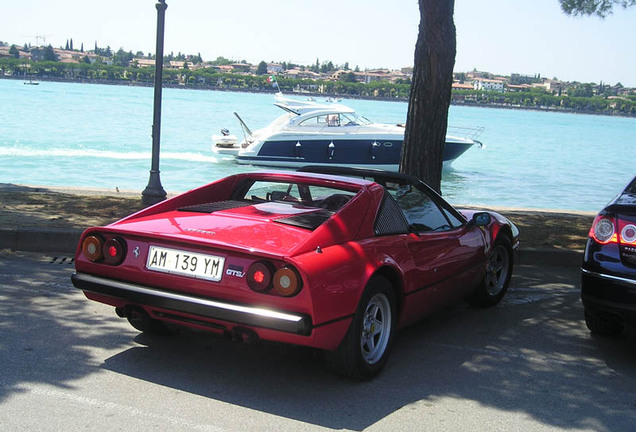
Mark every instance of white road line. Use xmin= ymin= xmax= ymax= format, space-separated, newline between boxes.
xmin=4 ymin=384 xmax=228 ymax=432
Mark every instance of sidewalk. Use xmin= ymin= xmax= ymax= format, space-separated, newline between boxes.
xmin=0 ymin=183 xmax=589 ymax=266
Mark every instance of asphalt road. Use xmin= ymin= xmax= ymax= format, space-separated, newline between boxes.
xmin=1 ymin=250 xmax=635 ymax=432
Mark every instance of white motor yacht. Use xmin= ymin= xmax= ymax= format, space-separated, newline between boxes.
xmin=215 ymin=93 xmax=482 ymax=170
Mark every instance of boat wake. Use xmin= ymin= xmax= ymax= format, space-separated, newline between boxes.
xmin=0 ymin=147 xmax=220 ymax=163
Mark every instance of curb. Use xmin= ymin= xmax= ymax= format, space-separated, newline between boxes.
xmin=1 ymin=228 xmax=585 ymax=267
xmin=517 ymin=248 xmax=583 ymax=267
xmin=0 ymin=227 xmax=83 ymax=254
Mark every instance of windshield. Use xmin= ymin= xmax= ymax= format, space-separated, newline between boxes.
xmin=297 ymin=112 xmax=372 ymax=127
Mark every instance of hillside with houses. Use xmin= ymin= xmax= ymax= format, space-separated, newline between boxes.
xmin=1 ymin=41 xmax=634 ymax=116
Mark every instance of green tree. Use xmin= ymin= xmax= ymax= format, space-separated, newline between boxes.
xmin=340 ymin=72 xmax=357 ymax=83
xmin=212 ymin=56 xmax=232 ymax=66
xmin=572 ymin=83 xmax=594 ymax=97
xmin=9 ymin=45 xmax=19 ymax=59
xmin=113 ymin=48 xmax=133 ymax=67
xmin=560 ymin=0 xmax=635 ymax=16
xmin=42 ymin=45 xmax=57 ymax=61
xmin=256 ymin=61 xmax=268 ymax=75
xmin=400 ymin=0 xmax=635 ymax=193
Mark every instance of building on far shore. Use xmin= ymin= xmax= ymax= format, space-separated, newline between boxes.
xmin=473 ymin=78 xmax=505 ymax=92
xmin=452 ymin=82 xmax=474 ymax=91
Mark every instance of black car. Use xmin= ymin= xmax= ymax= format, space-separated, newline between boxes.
xmin=581 ymin=175 xmax=636 ymax=336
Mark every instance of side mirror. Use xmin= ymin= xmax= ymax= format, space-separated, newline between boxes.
xmin=469 ymin=212 xmax=491 ymax=228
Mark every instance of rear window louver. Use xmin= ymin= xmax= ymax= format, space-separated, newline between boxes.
xmin=375 ymin=192 xmax=409 ymax=236
xmin=178 ymin=200 xmax=251 ymax=213
xmin=274 ymin=210 xmax=335 ymax=231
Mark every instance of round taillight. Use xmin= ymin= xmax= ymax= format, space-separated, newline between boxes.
xmin=103 ymin=237 xmax=126 ymax=265
xmin=622 ymin=224 xmax=636 ymax=244
xmin=247 ymin=261 xmax=274 ymax=292
xmin=593 ymin=217 xmax=615 ymax=244
xmin=82 ymin=236 xmax=103 ymax=261
xmin=273 ymin=266 xmax=302 ymax=297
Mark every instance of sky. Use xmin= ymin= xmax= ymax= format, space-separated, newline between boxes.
xmin=2 ymin=0 xmax=635 ymax=86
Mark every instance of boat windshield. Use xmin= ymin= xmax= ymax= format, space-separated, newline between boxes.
xmin=268 ymin=112 xmax=296 ymax=128
xmin=298 ymin=112 xmax=372 ymax=127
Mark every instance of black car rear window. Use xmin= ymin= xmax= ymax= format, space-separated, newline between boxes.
xmin=625 ymin=177 xmax=636 ymax=194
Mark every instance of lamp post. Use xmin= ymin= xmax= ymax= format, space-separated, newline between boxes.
xmin=141 ymin=0 xmax=168 ymax=206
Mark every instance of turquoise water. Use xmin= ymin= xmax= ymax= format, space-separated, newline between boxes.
xmin=0 ymin=79 xmax=634 ymax=212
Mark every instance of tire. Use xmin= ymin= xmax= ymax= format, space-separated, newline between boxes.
xmin=467 ymin=235 xmax=513 ymax=307
xmin=125 ymin=307 xmax=172 ymax=335
xmin=584 ymin=310 xmax=623 ymax=336
xmin=326 ymin=276 xmax=397 ymax=380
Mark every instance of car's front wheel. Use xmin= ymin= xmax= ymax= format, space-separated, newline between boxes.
xmin=326 ymin=276 xmax=397 ymax=380
xmin=467 ymin=235 xmax=513 ymax=307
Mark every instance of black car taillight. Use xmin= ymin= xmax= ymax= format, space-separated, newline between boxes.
xmin=589 ymin=216 xmax=616 ymax=244
xmin=589 ymin=216 xmax=636 ymax=246
xmin=619 ymin=221 xmax=636 ymax=245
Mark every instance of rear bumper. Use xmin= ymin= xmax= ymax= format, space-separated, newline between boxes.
xmin=581 ymin=268 xmax=636 ymax=326
xmin=71 ymin=272 xmax=312 ymax=336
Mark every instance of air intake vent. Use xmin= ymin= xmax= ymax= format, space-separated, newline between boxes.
xmin=375 ymin=193 xmax=409 ymax=236
xmin=275 ymin=210 xmax=335 ymax=230
xmin=178 ymin=200 xmax=250 ymax=213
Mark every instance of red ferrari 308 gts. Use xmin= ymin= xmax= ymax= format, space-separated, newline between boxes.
xmin=72 ymin=167 xmax=519 ymax=380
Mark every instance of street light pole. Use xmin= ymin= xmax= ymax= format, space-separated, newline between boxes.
xmin=142 ymin=0 xmax=168 ymax=206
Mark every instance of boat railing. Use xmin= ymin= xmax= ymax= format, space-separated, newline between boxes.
xmin=447 ymin=125 xmax=485 ymax=140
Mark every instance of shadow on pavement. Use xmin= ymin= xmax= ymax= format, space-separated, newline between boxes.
xmin=1 ymin=252 xmax=634 ymax=430
xmin=100 ymin=264 xmax=636 ymax=431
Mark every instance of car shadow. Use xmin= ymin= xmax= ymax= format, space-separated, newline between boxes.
xmin=101 ymin=263 xmax=636 ymax=431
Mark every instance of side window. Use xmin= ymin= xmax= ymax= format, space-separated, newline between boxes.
xmin=298 ymin=116 xmax=324 ymax=127
xmin=441 ymin=206 xmax=465 ymax=228
xmin=325 ymin=114 xmax=340 ymax=126
xmin=299 ymin=114 xmax=341 ymax=127
xmin=392 ymin=185 xmax=452 ymax=233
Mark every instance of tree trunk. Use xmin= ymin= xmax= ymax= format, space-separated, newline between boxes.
xmin=399 ymin=0 xmax=456 ymax=194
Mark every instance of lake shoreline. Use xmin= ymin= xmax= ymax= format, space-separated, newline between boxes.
xmin=3 ymin=75 xmax=632 ymax=118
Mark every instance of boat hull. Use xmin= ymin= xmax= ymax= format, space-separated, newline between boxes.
xmin=236 ymin=138 xmax=473 ymax=170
